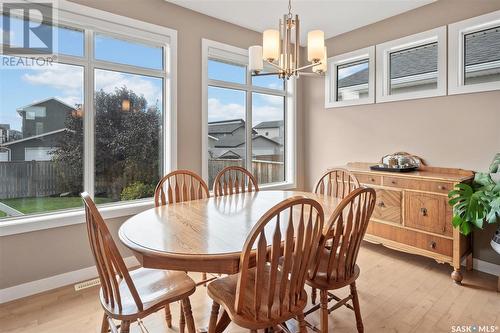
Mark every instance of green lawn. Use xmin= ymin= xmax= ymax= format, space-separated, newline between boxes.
xmin=0 ymin=196 xmax=114 ymax=216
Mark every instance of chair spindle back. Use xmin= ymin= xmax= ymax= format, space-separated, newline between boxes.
xmin=314 ymin=168 xmax=360 ymax=199
xmin=235 ymin=197 xmax=324 ymax=320
xmin=81 ymin=192 xmax=143 ymax=312
xmin=310 ymin=187 xmax=376 ymax=284
xmin=154 ymin=170 xmax=210 ymax=206
xmin=213 ymin=166 xmax=259 ymax=197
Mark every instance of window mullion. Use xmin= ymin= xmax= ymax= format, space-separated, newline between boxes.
xmin=83 ymin=29 xmax=95 ymax=198
xmin=245 ymin=71 xmax=252 ymax=174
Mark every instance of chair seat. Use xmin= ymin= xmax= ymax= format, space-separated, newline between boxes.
xmin=207 ymin=266 xmax=308 ymax=329
xmin=307 ymin=249 xmax=360 ymax=290
xmin=100 ymin=268 xmax=196 ymax=319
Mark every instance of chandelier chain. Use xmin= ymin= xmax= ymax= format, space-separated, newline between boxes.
xmin=288 ymin=0 xmax=292 ymax=18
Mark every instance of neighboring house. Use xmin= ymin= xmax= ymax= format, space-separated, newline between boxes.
xmin=253 ymin=120 xmax=284 ymax=140
xmin=0 ymin=124 xmax=22 ymax=144
xmin=208 ymin=119 xmax=283 ymax=161
xmin=0 ymin=124 xmax=10 ymax=144
xmin=0 ymin=98 xmax=75 ymax=161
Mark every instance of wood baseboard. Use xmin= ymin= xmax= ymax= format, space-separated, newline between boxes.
xmin=0 ymin=256 xmax=139 ymax=304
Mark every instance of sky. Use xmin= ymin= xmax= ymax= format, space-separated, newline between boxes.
xmin=1 ymin=14 xmax=295 ymax=132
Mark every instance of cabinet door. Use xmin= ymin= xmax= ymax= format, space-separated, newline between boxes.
xmin=404 ymin=192 xmax=452 ymax=236
xmin=372 ymin=189 xmax=401 ymax=224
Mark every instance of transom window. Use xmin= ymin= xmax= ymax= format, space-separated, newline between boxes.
xmin=0 ymin=8 xmax=174 ymax=222
xmin=202 ymin=39 xmax=294 ymax=189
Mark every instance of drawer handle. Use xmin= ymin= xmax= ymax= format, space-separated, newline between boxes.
xmin=391 ymin=180 xmax=396 ymax=185
xmin=437 ymin=185 xmax=446 ymax=190
xmin=429 ymin=241 xmax=437 ymax=249
xmin=370 ymin=178 xmax=376 ymax=182
xmin=420 ymin=207 xmax=428 ymax=216
xmin=377 ymin=201 xmax=385 ymax=208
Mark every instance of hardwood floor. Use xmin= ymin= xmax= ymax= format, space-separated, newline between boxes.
xmin=1 ymin=242 xmax=498 ymax=333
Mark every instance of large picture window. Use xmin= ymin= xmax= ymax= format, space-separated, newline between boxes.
xmin=202 ymin=40 xmax=294 ymax=189
xmin=0 ymin=5 xmax=175 ymax=225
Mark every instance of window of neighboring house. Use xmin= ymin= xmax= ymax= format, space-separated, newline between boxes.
xmin=25 ymin=147 xmax=54 ymax=161
xmin=0 ymin=4 xmax=175 ymax=226
xmin=325 ymin=46 xmax=375 ymax=108
xmin=376 ymin=26 xmax=447 ymax=103
xmin=449 ymin=10 xmax=500 ymax=95
xmin=203 ymin=39 xmax=294 ymax=189
xmin=35 ymin=122 xmax=44 ymax=135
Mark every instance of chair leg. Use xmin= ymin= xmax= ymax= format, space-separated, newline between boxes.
xmin=182 ymin=297 xmax=196 ymax=333
xmin=320 ymin=289 xmax=329 ymax=333
xmin=297 ymin=313 xmax=308 ymax=333
xmin=179 ymin=301 xmax=186 ymax=333
xmin=208 ymin=301 xmax=220 ymax=333
xmin=165 ymin=304 xmax=173 ymax=328
xmin=120 ymin=321 xmax=130 ymax=333
xmin=350 ymin=282 xmax=364 ymax=333
xmin=311 ymin=287 xmax=317 ymax=304
xmin=100 ymin=313 xmax=109 ymax=333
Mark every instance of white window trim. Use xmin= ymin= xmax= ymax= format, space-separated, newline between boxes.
xmin=201 ymin=39 xmax=296 ymax=190
xmin=325 ymin=46 xmax=375 ymax=108
xmin=0 ymin=0 xmax=177 ymax=236
xmin=376 ymin=26 xmax=447 ymax=103
xmin=448 ymin=10 xmax=500 ymax=95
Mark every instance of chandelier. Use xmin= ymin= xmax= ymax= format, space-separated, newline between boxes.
xmin=248 ymin=0 xmax=327 ymax=80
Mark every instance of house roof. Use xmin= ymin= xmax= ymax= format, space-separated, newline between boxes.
xmin=1 ymin=128 xmax=67 ymax=146
xmin=16 ymin=97 xmax=76 ymax=116
xmin=208 ymin=119 xmax=245 ymax=135
xmin=465 ymin=27 xmax=500 ymax=66
xmin=213 ymin=134 xmax=282 ymax=148
xmin=254 ymin=120 xmax=284 ymax=129
xmin=218 ymin=150 xmax=241 ymax=159
xmin=214 ymin=135 xmax=245 ymax=148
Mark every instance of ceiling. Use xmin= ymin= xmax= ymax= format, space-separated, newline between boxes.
xmin=165 ymin=0 xmax=435 ymax=44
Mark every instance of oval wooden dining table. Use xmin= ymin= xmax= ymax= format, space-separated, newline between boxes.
xmin=119 ymin=190 xmax=342 ymax=333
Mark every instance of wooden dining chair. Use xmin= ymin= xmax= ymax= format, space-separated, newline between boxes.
xmin=311 ymin=168 xmax=360 ymax=304
xmin=213 ymin=166 xmax=259 ymax=197
xmin=314 ymin=168 xmax=360 ymax=199
xmin=81 ymin=192 xmax=197 ymax=333
xmin=305 ymin=187 xmax=376 ymax=333
xmin=206 ymin=196 xmax=325 ymax=333
xmin=154 ymin=169 xmax=211 ymax=328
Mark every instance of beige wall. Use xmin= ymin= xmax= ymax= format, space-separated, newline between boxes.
xmin=0 ymin=0 xmax=306 ymax=289
xmin=302 ymin=0 xmax=500 ymax=264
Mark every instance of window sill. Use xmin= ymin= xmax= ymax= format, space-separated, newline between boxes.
xmin=0 ymin=182 xmax=296 ymax=237
xmin=0 ymin=199 xmax=154 ymax=237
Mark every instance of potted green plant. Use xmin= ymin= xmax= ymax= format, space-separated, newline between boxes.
xmin=448 ymin=153 xmax=500 ymax=254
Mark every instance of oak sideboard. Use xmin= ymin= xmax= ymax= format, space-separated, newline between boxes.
xmin=340 ymin=162 xmax=475 ymax=283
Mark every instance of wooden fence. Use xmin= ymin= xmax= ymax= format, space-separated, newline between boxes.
xmin=0 ymin=159 xmax=284 ymax=199
xmin=0 ymin=161 xmax=60 ymax=199
xmin=208 ymin=159 xmax=284 ymax=187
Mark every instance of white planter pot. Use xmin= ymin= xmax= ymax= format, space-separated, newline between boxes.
xmin=492 ymin=225 xmax=500 ymax=255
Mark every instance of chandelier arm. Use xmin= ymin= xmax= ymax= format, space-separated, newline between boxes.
xmin=264 ymin=59 xmax=284 ymax=70
xmin=251 ymin=72 xmax=282 ymax=77
xmin=296 ymin=61 xmax=322 ymax=72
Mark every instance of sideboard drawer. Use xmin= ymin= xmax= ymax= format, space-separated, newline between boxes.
xmin=383 ymin=176 xmax=453 ymax=194
xmin=404 ymin=192 xmax=453 ymax=236
xmin=353 ymin=173 xmax=382 ymax=186
xmin=366 ymin=221 xmax=453 ymax=257
xmin=372 ymin=189 xmax=401 ymax=224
